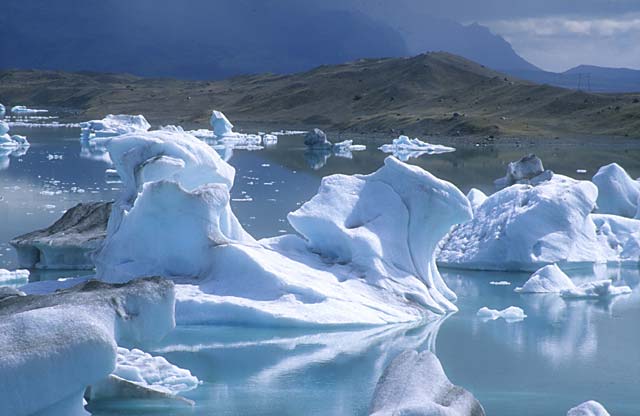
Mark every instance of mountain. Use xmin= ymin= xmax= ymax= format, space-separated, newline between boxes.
xmin=510 ymin=65 xmax=640 ymax=93
xmin=1 ymin=52 xmax=639 ymax=138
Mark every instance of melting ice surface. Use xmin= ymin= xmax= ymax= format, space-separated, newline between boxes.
xmin=2 ymin=126 xmax=640 ymax=415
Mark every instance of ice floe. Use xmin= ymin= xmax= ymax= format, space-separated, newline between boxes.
xmin=11 ymin=202 xmax=112 ymax=270
xmin=592 ymin=163 xmax=640 ymax=218
xmin=0 ymin=120 xmax=30 ymax=149
xmin=369 ymin=350 xmax=485 ymax=416
xmin=91 ymin=128 xmax=470 ymax=326
xmin=0 ymin=277 xmax=175 ymax=416
xmin=81 ymin=114 xmax=151 ymax=140
xmin=515 ymin=264 xmax=576 ymax=293
xmin=87 ymin=347 xmax=199 ymax=405
xmin=10 ymin=105 xmax=48 ymax=115
xmin=494 ymin=154 xmax=553 ymax=190
xmin=379 ymin=135 xmax=455 ymax=161
xmin=561 ymin=279 xmax=632 ymax=299
xmin=0 ymin=268 xmax=29 ymax=286
xmin=476 ymin=306 xmax=527 ymax=322
xmin=567 ymin=400 xmax=611 ymax=416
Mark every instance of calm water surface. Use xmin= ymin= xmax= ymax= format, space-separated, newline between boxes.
xmin=1 ymin=126 xmax=640 ymax=415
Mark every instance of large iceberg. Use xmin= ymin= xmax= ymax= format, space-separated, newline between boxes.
xmin=81 ymin=114 xmax=151 ymax=140
xmin=93 ymin=129 xmax=471 ymax=326
xmin=438 ymin=175 xmax=607 ymax=271
xmin=11 ymin=202 xmax=112 ymax=270
xmin=592 ymin=163 xmax=640 ymax=218
xmin=567 ymin=400 xmax=611 ymax=416
xmin=0 ymin=277 xmax=175 ymax=416
xmin=369 ymin=350 xmax=485 ymax=416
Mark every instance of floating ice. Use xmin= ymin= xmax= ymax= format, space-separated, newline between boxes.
xmin=466 ymin=188 xmax=487 ymax=212
xmin=87 ymin=347 xmax=199 ymax=404
xmin=210 ymin=109 xmax=234 ymax=137
xmin=561 ymin=279 xmax=632 ymax=299
xmin=515 ymin=264 xmax=576 ymax=293
xmin=369 ymin=350 xmax=485 ymax=416
xmin=304 ymin=128 xmax=332 ymax=148
xmin=379 ymin=135 xmax=455 ymax=161
xmin=46 ymin=153 xmax=63 ymax=160
xmin=592 ymin=214 xmax=640 ymax=261
xmin=0 ymin=103 xmax=5 ymax=118
xmin=592 ymin=163 xmax=640 ymax=218
xmin=494 ymin=154 xmax=553 ymax=190
xmin=0 ymin=268 xmax=29 ymax=286
xmin=10 ymin=105 xmax=48 ymax=114
xmin=81 ymin=114 xmax=151 ymax=140
xmin=93 ymin=129 xmax=471 ymax=326
xmin=0 ymin=278 xmax=175 ymax=416
xmin=438 ymin=175 xmax=607 ymax=271
xmin=11 ymin=202 xmax=113 ymax=270
xmin=490 ymin=281 xmax=511 ymax=286
xmin=477 ymin=306 xmax=527 ymax=322
xmin=0 ymin=121 xmax=30 ymax=149
xmin=567 ymin=400 xmax=611 ymax=416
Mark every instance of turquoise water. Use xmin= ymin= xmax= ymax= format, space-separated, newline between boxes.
xmin=2 ymin=127 xmax=640 ymax=415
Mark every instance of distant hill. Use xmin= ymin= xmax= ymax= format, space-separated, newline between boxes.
xmin=510 ymin=65 xmax=640 ymax=93
xmin=1 ymin=52 xmax=639 ymax=138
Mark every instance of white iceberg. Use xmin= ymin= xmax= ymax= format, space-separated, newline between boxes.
xmin=592 ymin=214 xmax=640 ymax=261
xmin=438 ymin=175 xmax=607 ymax=271
xmin=476 ymin=306 xmax=527 ymax=322
xmin=0 ymin=278 xmax=175 ymax=416
xmin=567 ymin=400 xmax=611 ymax=416
xmin=0 ymin=121 xmax=29 ymax=149
xmin=0 ymin=269 xmax=29 ymax=286
xmin=515 ymin=264 xmax=576 ymax=293
xmin=561 ymin=279 xmax=632 ymax=299
xmin=379 ymin=135 xmax=455 ymax=161
xmin=87 ymin=347 xmax=199 ymax=405
xmin=592 ymin=163 xmax=640 ymax=218
xmin=94 ymin=129 xmax=471 ymax=326
xmin=369 ymin=350 xmax=485 ymax=416
xmin=81 ymin=114 xmax=151 ymax=140
xmin=210 ymin=109 xmax=234 ymax=137
xmin=10 ymin=105 xmax=48 ymax=114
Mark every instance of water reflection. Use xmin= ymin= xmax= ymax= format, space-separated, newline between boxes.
xmin=80 ymin=139 xmax=112 ymax=164
xmin=0 ymin=146 xmax=28 ymax=170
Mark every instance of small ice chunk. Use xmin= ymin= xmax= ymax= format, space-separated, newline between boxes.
xmin=567 ymin=400 xmax=610 ymax=416
xmin=477 ymin=306 xmax=526 ymax=322
xmin=379 ymin=135 xmax=455 ymax=156
xmin=515 ymin=264 xmax=576 ymax=293
xmin=561 ymin=279 xmax=632 ymax=299
xmin=576 ymin=169 xmax=587 ymax=174
xmin=0 ymin=269 xmax=30 ymax=285
xmin=262 ymin=134 xmax=278 ymax=145
xmin=489 ymin=281 xmax=511 ymax=286
xmin=46 ymin=154 xmax=63 ymax=160
xmin=11 ymin=105 xmax=48 ymax=114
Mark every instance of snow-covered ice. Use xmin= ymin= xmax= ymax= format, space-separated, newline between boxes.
xmin=92 ymin=129 xmax=471 ymax=326
xmin=10 ymin=105 xmax=48 ymax=115
xmin=515 ymin=264 xmax=576 ymax=293
xmin=81 ymin=114 xmax=151 ymax=140
xmin=0 ymin=277 xmax=175 ymax=416
xmin=466 ymin=188 xmax=487 ymax=212
xmin=379 ymin=135 xmax=455 ymax=161
xmin=592 ymin=163 xmax=640 ymax=218
xmin=566 ymin=400 xmax=611 ymax=416
xmin=477 ymin=306 xmax=527 ymax=322
xmin=369 ymin=350 xmax=485 ymax=416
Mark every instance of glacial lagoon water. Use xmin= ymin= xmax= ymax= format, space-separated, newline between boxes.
xmin=1 ymin=126 xmax=640 ymax=415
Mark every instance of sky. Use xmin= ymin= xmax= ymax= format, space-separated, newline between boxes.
xmin=348 ymin=0 xmax=640 ymax=72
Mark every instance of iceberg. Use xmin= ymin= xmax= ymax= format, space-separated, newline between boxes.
xmin=476 ymin=306 xmax=527 ymax=322
xmin=438 ymin=175 xmax=606 ymax=271
xmin=466 ymin=188 xmax=487 ymax=212
xmin=10 ymin=105 xmax=48 ymax=114
xmin=379 ymin=135 xmax=455 ymax=161
xmin=0 ymin=103 xmax=5 ymax=118
xmin=87 ymin=347 xmax=199 ymax=405
xmin=304 ymin=128 xmax=332 ymax=148
xmin=515 ymin=264 xmax=576 ymax=293
xmin=561 ymin=279 xmax=632 ymax=299
xmin=0 ymin=269 xmax=30 ymax=286
xmin=567 ymin=400 xmax=611 ymax=416
xmin=81 ymin=114 xmax=151 ymax=140
xmin=0 ymin=277 xmax=175 ymax=416
xmin=592 ymin=214 xmax=640 ymax=261
xmin=494 ymin=154 xmax=553 ymax=190
xmin=11 ymin=201 xmax=112 ymax=270
xmin=0 ymin=121 xmax=30 ymax=149
xmin=592 ymin=163 xmax=640 ymax=218
xmin=93 ymin=129 xmax=471 ymax=326
xmin=210 ymin=109 xmax=234 ymax=137
xmin=369 ymin=350 xmax=485 ymax=416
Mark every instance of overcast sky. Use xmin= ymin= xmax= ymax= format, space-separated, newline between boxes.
xmin=348 ymin=0 xmax=640 ymax=71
